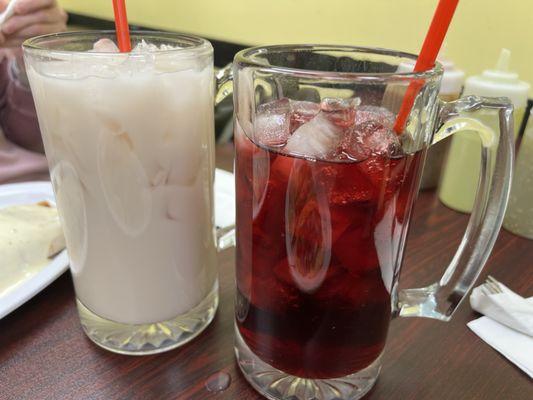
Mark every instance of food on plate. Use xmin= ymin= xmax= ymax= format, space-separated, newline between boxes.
xmin=0 ymin=201 xmax=66 ymax=295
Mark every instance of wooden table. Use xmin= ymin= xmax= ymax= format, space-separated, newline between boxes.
xmin=1 ymin=145 xmax=532 ymax=400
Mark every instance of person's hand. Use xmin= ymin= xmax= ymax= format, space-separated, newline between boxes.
xmin=0 ymin=0 xmax=67 ymax=47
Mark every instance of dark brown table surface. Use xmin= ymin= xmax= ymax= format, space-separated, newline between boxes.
xmin=1 ymin=144 xmax=532 ymax=400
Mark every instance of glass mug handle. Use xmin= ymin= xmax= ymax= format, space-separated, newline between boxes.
xmin=397 ymin=96 xmax=514 ymax=321
xmin=217 ymin=225 xmax=236 ymax=251
xmin=215 ymin=63 xmax=234 ymax=106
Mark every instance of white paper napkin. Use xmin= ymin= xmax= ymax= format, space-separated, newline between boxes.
xmin=468 ymin=316 xmax=533 ymax=378
xmin=214 ymin=168 xmax=235 ymax=229
xmin=468 ymin=281 xmax=533 ymax=378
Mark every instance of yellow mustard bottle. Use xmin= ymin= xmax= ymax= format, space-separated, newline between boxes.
xmin=439 ymin=49 xmax=530 ymax=213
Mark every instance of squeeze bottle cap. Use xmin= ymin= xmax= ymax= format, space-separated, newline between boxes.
xmin=436 ymin=57 xmax=465 ymax=96
xmin=464 ymin=48 xmax=530 ymax=108
xmin=396 ymin=56 xmax=465 ymax=96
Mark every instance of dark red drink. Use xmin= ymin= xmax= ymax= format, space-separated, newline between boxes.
xmin=235 ymin=98 xmax=425 ymax=379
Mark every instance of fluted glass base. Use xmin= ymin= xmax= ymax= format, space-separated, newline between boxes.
xmin=235 ymin=326 xmax=381 ymax=400
xmin=77 ymin=282 xmax=218 ymax=355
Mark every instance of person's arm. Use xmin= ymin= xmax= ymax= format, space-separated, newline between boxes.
xmin=0 ymin=0 xmax=67 ymax=183
xmin=0 ymin=0 xmax=67 ymax=152
xmin=0 ymin=51 xmax=48 ymax=183
xmin=0 ymin=51 xmax=43 ymax=153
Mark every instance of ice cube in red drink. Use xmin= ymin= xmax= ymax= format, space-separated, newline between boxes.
xmin=254 ymin=98 xmax=291 ymax=147
xmin=320 ymin=97 xmax=358 ymax=128
xmin=341 ymin=105 xmax=401 ymax=161
xmin=285 ymin=112 xmax=342 ymax=159
xmin=289 ymin=100 xmax=320 ymax=132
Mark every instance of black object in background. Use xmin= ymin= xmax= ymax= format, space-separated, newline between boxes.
xmin=517 ymin=99 xmax=533 ymax=149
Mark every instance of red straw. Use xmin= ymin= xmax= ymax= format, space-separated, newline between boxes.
xmin=393 ymin=0 xmax=460 ymax=134
xmin=112 ymin=0 xmax=131 ymax=52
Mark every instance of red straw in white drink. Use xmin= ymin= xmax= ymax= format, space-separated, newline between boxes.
xmin=112 ymin=0 xmax=131 ymax=52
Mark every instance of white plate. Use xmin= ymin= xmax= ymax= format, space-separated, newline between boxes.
xmin=0 ymin=169 xmax=235 ymax=320
xmin=0 ymin=181 xmax=69 ymax=320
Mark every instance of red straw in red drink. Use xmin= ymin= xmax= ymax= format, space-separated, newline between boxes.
xmin=393 ymin=0 xmax=460 ymax=134
xmin=112 ymin=0 xmax=131 ymax=52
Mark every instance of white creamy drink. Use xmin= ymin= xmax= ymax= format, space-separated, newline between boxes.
xmin=25 ymin=36 xmax=217 ymax=330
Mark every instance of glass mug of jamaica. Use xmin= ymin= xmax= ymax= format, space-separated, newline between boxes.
xmin=214 ymin=45 xmax=513 ymax=400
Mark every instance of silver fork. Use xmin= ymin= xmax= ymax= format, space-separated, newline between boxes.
xmin=481 ymin=275 xmax=504 ymax=296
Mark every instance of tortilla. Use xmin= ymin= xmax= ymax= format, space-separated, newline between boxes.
xmin=0 ymin=201 xmax=66 ymax=294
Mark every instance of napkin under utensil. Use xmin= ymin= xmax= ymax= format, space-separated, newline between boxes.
xmin=468 ymin=276 xmax=533 ymax=378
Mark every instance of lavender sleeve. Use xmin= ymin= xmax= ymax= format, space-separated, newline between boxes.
xmin=0 ymin=54 xmax=43 ymax=152
xmin=0 ymin=53 xmax=48 ymax=183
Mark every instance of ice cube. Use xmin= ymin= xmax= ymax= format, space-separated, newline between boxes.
xmin=334 ymin=226 xmax=380 ymax=275
xmin=91 ymin=38 xmax=120 ymax=53
xmin=318 ymin=164 xmax=376 ymax=204
xmin=289 ymin=100 xmax=320 ymax=132
xmin=340 ymin=132 xmax=371 ymax=161
xmin=341 ymin=106 xmax=402 ymax=160
xmin=355 ymin=105 xmax=395 ymax=130
xmin=365 ymin=128 xmax=402 ymax=157
xmin=150 ymin=168 xmax=169 ymax=187
xmin=285 ymin=112 xmax=342 ymax=159
xmin=131 ymin=39 xmax=178 ymax=53
xmin=320 ymin=97 xmax=360 ymax=128
xmin=254 ymin=99 xmax=291 ymax=147
xmin=97 ymin=129 xmax=152 ymax=236
xmin=357 ymin=156 xmax=408 ymax=201
xmin=136 ymin=40 xmax=159 ymax=52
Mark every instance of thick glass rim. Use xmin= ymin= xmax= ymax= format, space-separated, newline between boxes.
xmin=22 ymin=30 xmax=213 ymax=58
xmin=235 ymin=44 xmax=443 ymax=81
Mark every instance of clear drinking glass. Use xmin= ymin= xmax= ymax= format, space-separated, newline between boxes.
xmin=23 ymin=31 xmax=233 ymax=355
xmin=221 ymin=45 xmax=514 ymax=400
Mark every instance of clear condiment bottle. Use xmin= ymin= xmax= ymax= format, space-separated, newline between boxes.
xmin=503 ymin=109 xmax=533 ymax=239
xmin=392 ymin=55 xmax=465 ymax=190
xmin=420 ymin=57 xmax=465 ymax=189
xmin=439 ymin=49 xmax=530 ymax=212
